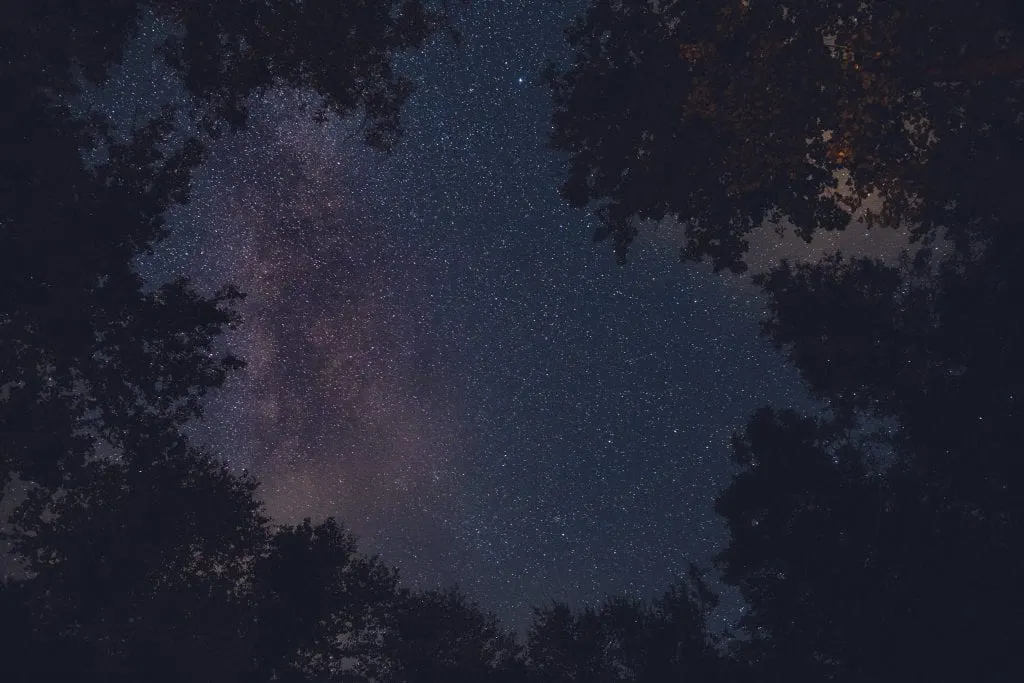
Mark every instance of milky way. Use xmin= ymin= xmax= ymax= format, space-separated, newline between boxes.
xmin=156 ymin=92 xmax=466 ymax=557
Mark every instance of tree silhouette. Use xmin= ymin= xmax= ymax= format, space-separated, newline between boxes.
xmin=548 ymin=0 xmax=1024 ymax=269
xmin=2 ymin=444 xmax=267 ymax=681
xmin=0 ymin=89 xmax=242 ymax=492
xmin=3 ymin=0 xmax=438 ymax=146
xmin=714 ymin=408 xmax=895 ymax=681
xmin=245 ymin=517 xmax=402 ymax=682
xmin=1 ymin=460 xmax=416 ymax=681
xmin=712 ymin=203 xmax=1023 ymax=680
xmin=374 ymin=586 xmax=523 ymax=683
xmin=526 ymin=569 xmax=732 ymax=683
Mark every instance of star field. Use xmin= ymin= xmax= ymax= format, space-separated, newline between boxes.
xmin=130 ymin=1 xmax=812 ymax=629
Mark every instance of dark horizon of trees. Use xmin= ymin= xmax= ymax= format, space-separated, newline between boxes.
xmin=2 ymin=0 xmax=1021 ymax=681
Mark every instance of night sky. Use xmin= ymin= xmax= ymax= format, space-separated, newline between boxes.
xmin=112 ymin=0 xmax=829 ymax=629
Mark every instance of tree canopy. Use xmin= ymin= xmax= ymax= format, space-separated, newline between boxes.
xmin=711 ymin=221 xmax=1023 ymax=681
xmin=549 ymin=0 xmax=1024 ymax=270
xmin=527 ymin=569 xmax=731 ymax=683
xmin=3 ymin=0 xmax=1022 ymax=680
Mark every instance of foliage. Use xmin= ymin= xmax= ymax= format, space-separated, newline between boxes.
xmin=375 ymin=587 xmax=523 ymax=683
xmin=548 ymin=0 xmax=1024 ymax=269
xmin=526 ymin=569 xmax=731 ymax=683
xmin=4 ymin=0 xmax=1022 ymax=680
xmin=713 ymin=223 xmax=1024 ymax=680
xmin=3 ymin=449 xmax=267 ymax=681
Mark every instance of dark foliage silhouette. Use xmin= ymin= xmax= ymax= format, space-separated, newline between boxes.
xmin=526 ymin=569 xmax=732 ymax=683
xmin=247 ymin=518 xmax=402 ymax=682
xmin=548 ymin=0 xmax=1024 ymax=269
xmin=1 ymin=458 xmax=411 ymax=682
xmin=0 ymin=85 xmax=241 ymax=491
xmin=2 ymin=0 xmax=437 ymax=147
xmin=376 ymin=587 xmax=522 ymax=683
xmin=3 ymin=448 xmax=267 ymax=681
xmin=4 ymin=0 xmax=1023 ymax=680
xmin=714 ymin=227 xmax=1023 ymax=681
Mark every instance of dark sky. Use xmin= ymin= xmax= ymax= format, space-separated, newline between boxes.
xmin=124 ymin=0 xmax=814 ymax=629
